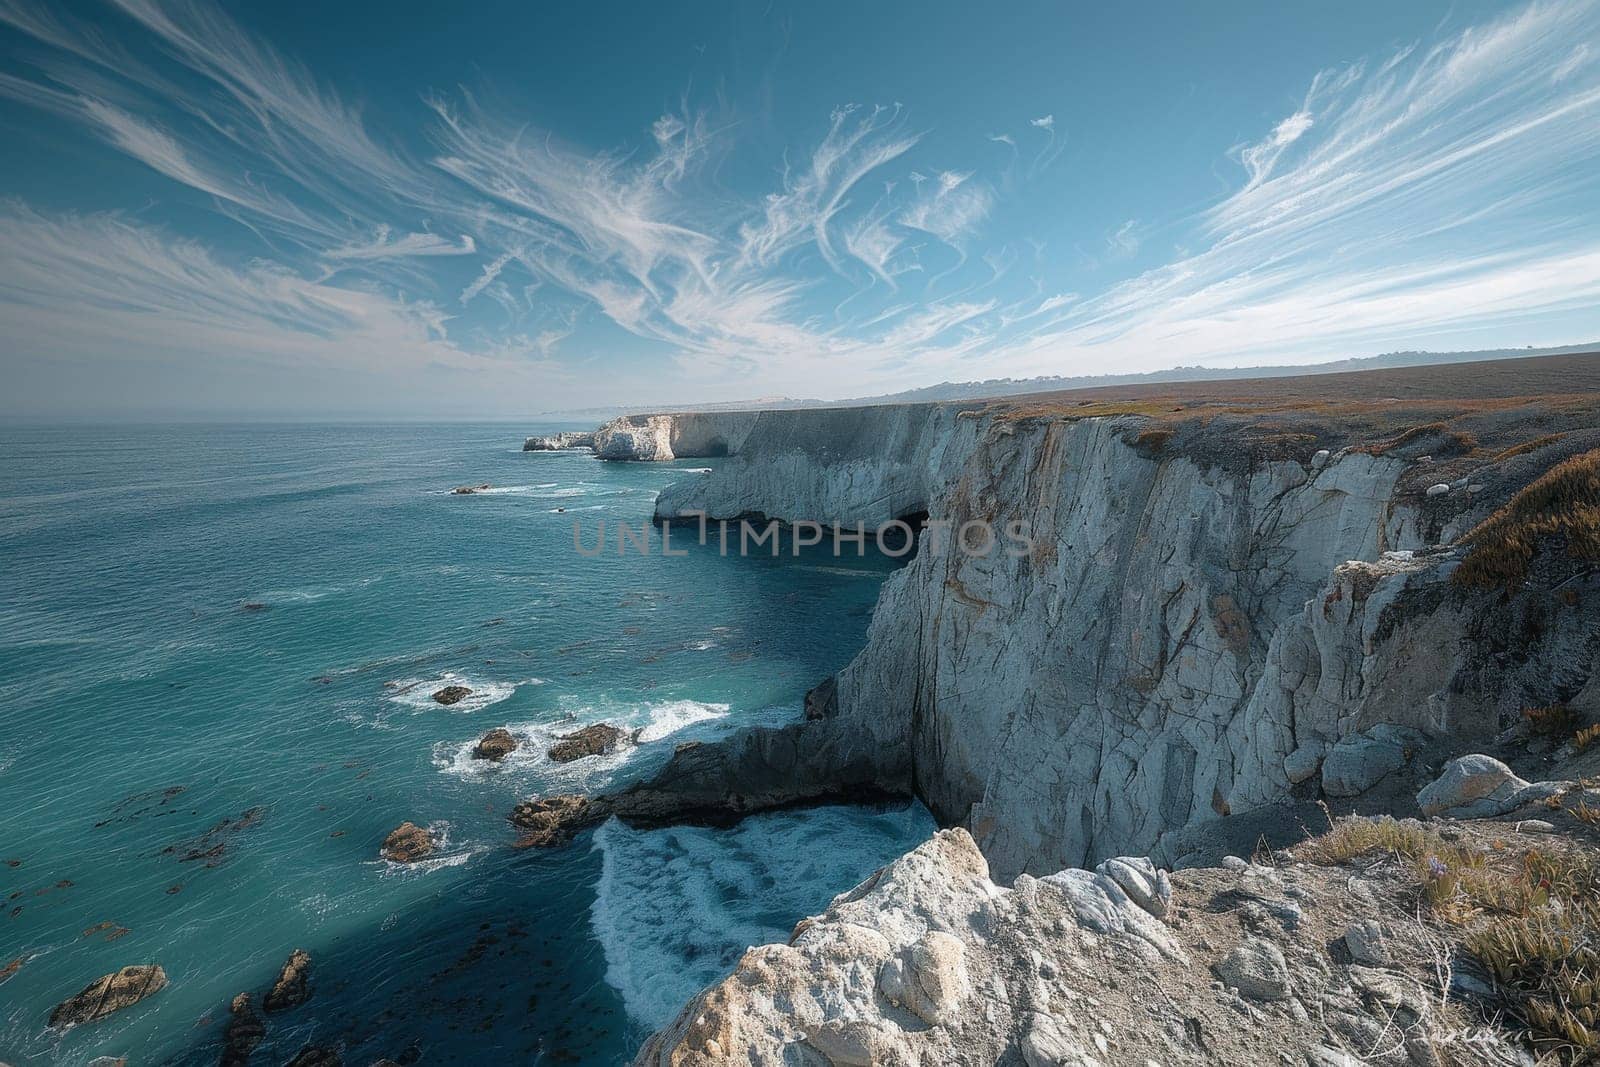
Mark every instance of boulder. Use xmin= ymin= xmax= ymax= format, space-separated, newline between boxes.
xmin=1283 ymin=742 xmax=1326 ymax=785
xmin=220 ymin=993 xmax=265 ymax=1067
xmin=1214 ymin=937 xmax=1291 ymax=1001
xmin=285 ymin=1045 xmax=342 ymax=1067
xmin=263 ymin=948 xmax=311 ymax=1012
xmin=450 ymin=484 xmax=491 ymax=495
xmin=49 ymin=964 xmax=168 ymax=1027
xmin=431 ymin=685 xmax=472 ymax=706
xmin=548 ymin=723 xmax=625 ymax=763
xmin=1416 ymin=754 xmax=1523 ymax=816
xmin=1321 ymin=726 xmax=1420 ymax=797
xmin=380 ymin=822 xmax=433 ymax=864
xmin=472 ymin=728 xmax=519 ymax=761
xmin=1095 ymin=855 xmax=1171 ymax=918
xmin=1425 ymin=483 xmax=1450 ymax=497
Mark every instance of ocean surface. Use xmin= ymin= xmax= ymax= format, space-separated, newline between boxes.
xmin=0 ymin=422 xmax=935 ymax=1065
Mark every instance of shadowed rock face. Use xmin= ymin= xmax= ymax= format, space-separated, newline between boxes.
xmin=49 ymin=964 xmax=167 ymax=1027
xmin=221 ymin=993 xmax=265 ymax=1067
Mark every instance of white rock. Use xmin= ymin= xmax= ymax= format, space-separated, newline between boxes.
xmin=1416 ymin=754 xmax=1523 ymax=816
xmin=1095 ymin=856 xmax=1172 ymax=918
xmin=1425 ymin=483 xmax=1450 ymax=497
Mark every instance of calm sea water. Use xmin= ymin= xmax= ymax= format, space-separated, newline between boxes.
xmin=0 ymin=423 xmax=933 ymax=1065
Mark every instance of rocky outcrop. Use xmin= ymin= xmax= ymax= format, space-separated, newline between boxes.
xmin=547 ymin=723 xmax=626 ymax=763
xmin=450 ymin=483 xmax=491 ymax=494
xmin=380 ymin=822 xmax=433 ymax=863
xmin=472 ymin=727 xmax=519 ymax=761
xmin=431 ymin=685 xmax=471 ymax=706
xmin=633 ymin=827 xmax=1519 ymax=1066
xmin=221 ymin=992 xmax=266 ymax=1066
xmin=523 ymin=431 xmax=595 ymax=451
xmin=48 ymin=964 xmax=167 ymax=1027
xmin=263 ymin=948 xmax=311 ymax=1012
xmin=591 ymin=411 xmax=760 ymax=461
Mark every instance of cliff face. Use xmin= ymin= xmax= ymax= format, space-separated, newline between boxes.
xmin=592 ymin=411 xmax=761 ymax=461
xmin=631 ymin=405 xmax=1600 ymax=881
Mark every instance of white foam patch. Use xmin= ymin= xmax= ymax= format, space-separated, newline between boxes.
xmin=432 ymin=698 xmax=734 ymax=791
xmin=591 ymin=803 xmax=937 ymax=1029
xmin=385 ymin=672 xmax=534 ymax=713
xmin=470 ymin=483 xmax=559 ymax=495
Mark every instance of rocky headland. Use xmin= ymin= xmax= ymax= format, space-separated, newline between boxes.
xmin=523 ymin=352 xmax=1600 ymax=1064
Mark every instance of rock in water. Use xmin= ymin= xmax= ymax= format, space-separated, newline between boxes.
xmin=285 ymin=1045 xmax=341 ymax=1067
xmin=547 ymin=723 xmax=625 ymax=763
xmin=49 ymin=964 xmax=168 ymax=1027
xmin=508 ymin=794 xmax=594 ymax=848
xmin=450 ymin=484 xmax=491 ymax=494
xmin=220 ymin=993 xmax=265 ymax=1066
xmin=472 ymin=727 xmax=519 ymax=761
xmin=263 ymin=948 xmax=311 ymax=1012
xmin=381 ymin=822 xmax=433 ymax=863
xmin=431 ymin=685 xmax=472 ymax=706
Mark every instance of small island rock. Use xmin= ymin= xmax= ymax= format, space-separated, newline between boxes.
xmin=472 ymin=728 xmax=519 ymax=761
xmin=381 ymin=822 xmax=433 ymax=864
xmin=548 ymin=723 xmax=626 ymax=763
xmin=49 ymin=964 xmax=168 ymax=1027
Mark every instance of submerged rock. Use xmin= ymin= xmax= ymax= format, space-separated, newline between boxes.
xmin=284 ymin=1045 xmax=341 ymax=1067
xmin=49 ymin=964 xmax=167 ymax=1027
xmin=472 ymin=727 xmax=520 ymax=761
xmin=431 ymin=685 xmax=472 ymax=706
xmin=263 ymin=948 xmax=311 ymax=1012
xmin=380 ymin=822 xmax=433 ymax=864
xmin=547 ymin=723 xmax=625 ymax=763
xmin=220 ymin=992 xmax=265 ymax=1067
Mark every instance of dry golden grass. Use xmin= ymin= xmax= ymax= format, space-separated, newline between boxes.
xmin=1576 ymin=724 xmax=1600 ymax=753
xmin=1496 ymin=433 xmax=1568 ymax=463
xmin=1304 ymin=815 xmax=1600 ymax=1060
xmin=1453 ymin=449 xmax=1600 ymax=590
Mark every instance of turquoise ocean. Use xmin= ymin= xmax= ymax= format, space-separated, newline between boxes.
xmin=0 ymin=423 xmax=934 ymax=1065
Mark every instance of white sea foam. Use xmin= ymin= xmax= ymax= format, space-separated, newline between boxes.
xmin=591 ymin=803 xmax=937 ymax=1028
xmin=432 ymin=698 xmax=733 ymax=790
xmin=385 ymin=672 xmax=533 ymax=713
xmin=470 ymin=483 xmax=559 ymax=495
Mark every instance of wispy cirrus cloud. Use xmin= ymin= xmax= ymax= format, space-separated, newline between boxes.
xmin=0 ymin=0 xmax=1598 ymax=412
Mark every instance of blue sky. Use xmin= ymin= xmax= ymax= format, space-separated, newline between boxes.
xmin=1 ymin=0 xmax=1598 ymax=416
